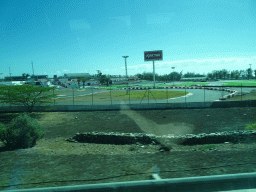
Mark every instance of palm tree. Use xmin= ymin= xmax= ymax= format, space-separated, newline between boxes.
xmin=22 ymin=73 xmax=26 ymax=80
xmin=22 ymin=73 xmax=30 ymax=80
xmin=25 ymin=74 xmax=30 ymax=80
xmin=81 ymin=77 xmax=86 ymax=88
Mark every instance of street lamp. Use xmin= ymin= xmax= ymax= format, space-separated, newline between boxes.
xmin=171 ymin=67 xmax=175 ymax=85
xmin=122 ymin=56 xmax=129 ymax=93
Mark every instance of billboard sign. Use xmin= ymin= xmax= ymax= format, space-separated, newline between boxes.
xmin=144 ymin=50 xmax=163 ymax=61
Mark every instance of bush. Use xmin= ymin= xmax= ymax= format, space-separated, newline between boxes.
xmin=245 ymin=122 xmax=256 ymax=130
xmin=0 ymin=113 xmax=45 ymax=149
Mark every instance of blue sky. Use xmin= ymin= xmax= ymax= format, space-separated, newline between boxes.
xmin=1 ymin=0 xmax=256 ymax=78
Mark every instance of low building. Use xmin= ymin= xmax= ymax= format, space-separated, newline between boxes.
xmin=64 ymin=73 xmax=91 ymax=79
xmin=4 ymin=76 xmax=25 ymax=81
xmin=31 ymin=75 xmax=48 ymax=81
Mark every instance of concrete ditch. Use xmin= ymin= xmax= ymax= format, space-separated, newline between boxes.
xmin=67 ymin=130 xmax=256 ymax=146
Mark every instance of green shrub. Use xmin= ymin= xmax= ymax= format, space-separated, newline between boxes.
xmin=0 ymin=113 xmax=45 ymax=149
xmin=245 ymin=122 xmax=256 ymax=130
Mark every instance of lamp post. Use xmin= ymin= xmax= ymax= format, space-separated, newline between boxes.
xmin=122 ymin=56 xmax=129 ymax=94
xmin=171 ymin=67 xmax=175 ymax=85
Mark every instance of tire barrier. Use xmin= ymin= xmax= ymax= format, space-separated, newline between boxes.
xmin=67 ymin=130 xmax=256 ymax=146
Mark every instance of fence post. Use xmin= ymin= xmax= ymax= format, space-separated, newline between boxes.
xmin=222 ymin=86 xmax=224 ymax=102
xmin=148 ymin=88 xmax=149 ymax=104
xmin=53 ymin=88 xmax=55 ymax=106
xmin=241 ymin=84 xmax=242 ymax=101
xmin=110 ymin=86 xmax=112 ymax=105
xmin=204 ymin=86 xmax=205 ymax=106
xmin=73 ymin=87 xmax=74 ymax=106
xmin=185 ymin=86 xmax=186 ymax=106
xmin=92 ymin=87 xmax=93 ymax=106
xmin=167 ymin=87 xmax=168 ymax=104
xmin=129 ymin=88 xmax=130 ymax=104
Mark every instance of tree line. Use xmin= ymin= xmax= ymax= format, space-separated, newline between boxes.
xmin=135 ymin=68 xmax=256 ymax=81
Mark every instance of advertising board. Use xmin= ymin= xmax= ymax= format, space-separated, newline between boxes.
xmin=144 ymin=50 xmax=163 ymax=61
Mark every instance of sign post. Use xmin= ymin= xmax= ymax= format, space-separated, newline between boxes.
xmin=144 ymin=50 xmax=163 ymax=88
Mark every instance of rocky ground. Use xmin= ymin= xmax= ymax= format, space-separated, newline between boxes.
xmin=1 ymin=107 xmax=256 ymax=190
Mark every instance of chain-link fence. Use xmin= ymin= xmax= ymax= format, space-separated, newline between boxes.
xmin=1 ymin=85 xmax=255 ymax=108
xmin=49 ymin=85 xmax=256 ymax=106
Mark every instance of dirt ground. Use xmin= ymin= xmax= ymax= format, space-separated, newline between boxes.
xmin=1 ymin=107 xmax=256 ymax=190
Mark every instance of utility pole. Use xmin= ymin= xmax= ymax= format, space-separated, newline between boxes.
xmin=122 ymin=56 xmax=129 ymax=94
xmin=31 ymin=61 xmax=34 ymax=76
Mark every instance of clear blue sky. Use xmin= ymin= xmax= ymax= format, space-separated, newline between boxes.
xmin=1 ymin=0 xmax=256 ymax=78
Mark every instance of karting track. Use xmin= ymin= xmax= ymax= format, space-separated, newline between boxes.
xmin=50 ymin=86 xmax=256 ymax=105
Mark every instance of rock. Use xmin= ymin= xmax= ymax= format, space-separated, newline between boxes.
xmin=159 ymin=145 xmax=170 ymax=152
xmin=136 ymin=142 xmax=142 ymax=146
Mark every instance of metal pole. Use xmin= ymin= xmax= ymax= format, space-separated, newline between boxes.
xmin=129 ymin=88 xmax=130 ymax=104
xmin=153 ymin=60 xmax=156 ymax=88
xmin=185 ymin=86 xmax=186 ymax=105
xmin=148 ymin=89 xmax=149 ymax=104
xmin=167 ymin=87 xmax=168 ymax=104
xmin=73 ymin=87 xmax=74 ymax=106
xmin=241 ymin=84 xmax=242 ymax=101
xmin=53 ymin=89 xmax=55 ymax=106
xmin=110 ymin=86 xmax=112 ymax=105
xmin=92 ymin=87 xmax=93 ymax=105
xmin=222 ymin=86 xmax=224 ymax=102
xmin=123 ymin=56 xmax=129 ymax=94
xmin=204 ymin=87 xmax=205 ymax=104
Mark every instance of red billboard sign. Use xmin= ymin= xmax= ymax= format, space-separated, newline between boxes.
xmin=144 ymin=50 xmax=163 ymax=61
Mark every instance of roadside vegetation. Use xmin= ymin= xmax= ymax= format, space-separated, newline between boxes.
xmin=245 ymin=122 xmax=256 ymax=130
xmin=0 ymin=85 xmax=57 ymax=112
xmin=0 ymin=113 xmax=45 ymax=149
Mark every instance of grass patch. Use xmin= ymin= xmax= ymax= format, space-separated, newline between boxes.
xmin=175 ymin=82 xmax=209 ymax=86
xmin=55 ymin=90 xmax=189 ymax=103
xmin=201 ymin=144 xmax=216 ymax=150
xmin=245 ymin=122 xmax=256 ymax=130
xmin=221 ymin=80 xmax=256 ymax=86
xmin=226 ymin=90 xmax=256 ymax=101
xmin=111 ymin=90 xmax=187 ymax=100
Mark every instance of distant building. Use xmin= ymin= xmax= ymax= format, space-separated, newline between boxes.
xmin=64 ymin=73 xmax=90 ymax=79
xmin=31 ymin=75 xmax=48 ymax=81
xmin=5 ymin=76 xmax=24 ymax=81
